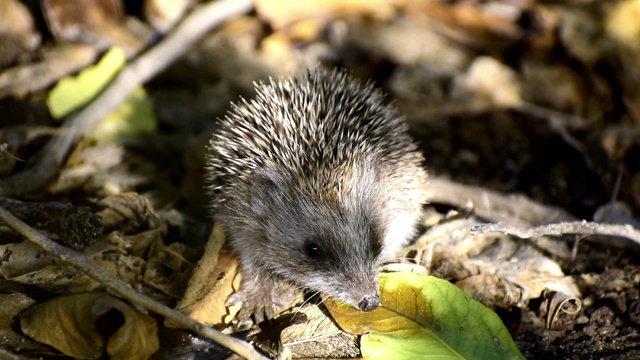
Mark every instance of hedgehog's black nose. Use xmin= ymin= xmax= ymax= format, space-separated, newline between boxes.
xmin=358 ymin=294 xmax=380 ymax=312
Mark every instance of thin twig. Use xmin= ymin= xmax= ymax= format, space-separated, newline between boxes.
xmin=0 ymin=0 xmax=253 ymax=197
xmin=471 ymin=221 xmax=640 ymax=246
xmin=425 ymin=177 xmax=577 ymax=227
xmin=0 ymin=206 xmax=269 ymax=360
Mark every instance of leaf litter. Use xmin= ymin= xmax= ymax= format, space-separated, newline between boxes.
xmin=0 ymin=0 xmax=640 ymax=359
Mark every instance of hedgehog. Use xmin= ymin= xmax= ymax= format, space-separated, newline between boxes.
xmin=205 ymin=68 xmax=427 ymax=321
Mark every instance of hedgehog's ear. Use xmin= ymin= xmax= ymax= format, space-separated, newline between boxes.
xmin=250 ymin=169 xmax=286 ymax=218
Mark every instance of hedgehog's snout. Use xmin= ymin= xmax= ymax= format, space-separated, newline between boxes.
xmin=335 ymin=270 xmax=381 ymax=312
xmin=358 ymin=293 xmax=380 ymax=312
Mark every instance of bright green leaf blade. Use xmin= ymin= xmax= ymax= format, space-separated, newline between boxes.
xmin=363 ymin=330 xmax=463 ymax=360
xmin=93 ymin=86 xmax=157 ymax=143
xmin=326 ymin=272 xmax=525 ymax=360
xmin=363 ymin=273 xmax=525 ymax=360
xmin=47 ymin=47 xmax=126 ymax=119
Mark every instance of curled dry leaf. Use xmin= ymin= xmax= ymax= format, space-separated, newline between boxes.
xmin=20 ymin=293 xmax=158 ymax=359
xmin=0 ymin=241 xmax=60 ymax=280
xmin=49 ymin=143 xmax=155 ymax=196
xmin=454 ymin=56 xmax=522 ymax=108
xmin=0 ymin=293 xmax=57 ymax=356
xmin=414 ymin=2 xmax=527 ymax=50
xmin=278 ymin=305 xmax=360 ymax=358
xmin=0 ymin=0 xmax=40 ymax=66
xmin=0 ymin=239 xmax=147 ymax=294
xmin=42 ymin=0 xmax=145 ymax=54
xmin=256 ymin=0 xmax=395 ymax=29
xmin=0 ymin=44 xmax=97 ymax=99
xmin=174 ymin=222 xmax=240 ymax=327
xmin=144 ymin=0 xmax=192 ymax=33
xmin=412 ymin=218 xmax=580 ymax=310
xmin=143 ymin=236 xmax=198 ymax=299
xmin=98 ymin=192 xmax=162 ymax=232
xmin=543 ymin=290 xmax=582 ymax=330
xmin=326 ymin=272 xmax=525 ymax=359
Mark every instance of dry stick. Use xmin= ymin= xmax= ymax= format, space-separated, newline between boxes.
xmin=0 ymin=0 xmax=253 ymax=197
xmin=0 ymin=206 xmax=269 ymax=360
xmin=471 ymin=221 xmax=640 ymax=246
xmin=425 ymin=177 xmax=577 ymax=227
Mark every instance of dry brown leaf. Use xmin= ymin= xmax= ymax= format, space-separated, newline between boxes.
xmin=262 ymin=18 xmax=324 ymax=60
xmin=455 ymin=56 xmax=522 ymax=107
xmin=20 ymin=293 xmax=158 ymax=359
xmin=249 ymin=305 xmax=359 ymax=358
xmin=179 ymin=249 xmax=239 ymax=326
xmin=0 ymin=241 xmax=60 ymax=279
xmin=3 ymin=251 xmax=146 ymax=294
xmin=42 ymin=0 xmax=146 ymax=54
xmin=101 ymin=228 xmax=160 ymax=257
xmin=414 ymin=2 xmax=526 ymax=50
xmin=411 ymin=219 xmax=580 ymax=309
xmin=173 ymin=222 xmax=241 ymax=327
xmin=98 ymin=192 xmax=162 ymax=232
xmin=605 ymin=0 xmax=640 ymax=52
xmin=0 ymin=236 xmax=146 ymax=295
xmin=521 ymin=60 xmax=584 ymax=113
xmin=256 ymin=0 xmax=396 ymax=29
xmin=143 ymin=236 xmax=197 ymax=299
xmin=50 ymin=144 xmax=158 ymax=196
xmin=0 ymin=45 xmax=97 ymax=99
xmin=0 ymin=293 xmax=55 ymax=355
xmin=144 ymin=0 xmax=192 ymax=33
xmin=0 ymin=0 xmax=40 ymax=66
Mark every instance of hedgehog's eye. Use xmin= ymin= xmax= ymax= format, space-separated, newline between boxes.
xmin=305 ymin=242 xmax=323 ymax=260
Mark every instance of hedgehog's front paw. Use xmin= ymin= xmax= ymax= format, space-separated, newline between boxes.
xmin=228 ymin=291 xmax=274 ymax=323
xmin=227 ymin=275 xmax=282 ymax=323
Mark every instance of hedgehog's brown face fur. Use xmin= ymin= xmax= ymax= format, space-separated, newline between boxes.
xmin=221 ymin=160 xmax=391 ymax=311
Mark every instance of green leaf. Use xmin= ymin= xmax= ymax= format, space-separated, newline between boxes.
xmin=326 ymin=272 xmax=525 ymax=360
xmin=93 ymin=86 xmax=157 ymax=143
xmin=47 ymin=47 xmax=126 ymax=119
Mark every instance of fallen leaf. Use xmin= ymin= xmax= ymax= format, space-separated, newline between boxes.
xmin=0 ymin=45 xmax=97 ymax=99
xmin=42 ymin=0 xmax=145 ymax=54
xmin=144 ymin=0 xmax=192 ymax=33
xmin=173 ymin=222 xmax=241 ymax=327
xmin=47 ymin=46 xmax=126 ymax=119
xmin=0 ymin=0 xmax=40 ymax=66
xmin=256 ymin=0 xmax=395 ymax=29
xmin=0 ymin=293 xmax=56 ymax=355
xmin=92 ymin=86 xmax=157 ymax=143
xmin=20 ymin=293 xmax=158 ymax=359
xmin=457 ymin=56 xmax=522 ymax=107
xmin=326 ymin=272 xmax=525 ymax=360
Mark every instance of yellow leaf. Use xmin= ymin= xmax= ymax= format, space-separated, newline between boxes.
xmin=326 ymin=272 xmax=525 ymax=360
xmin=47 ymin=47 xmax=126 ymax=119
